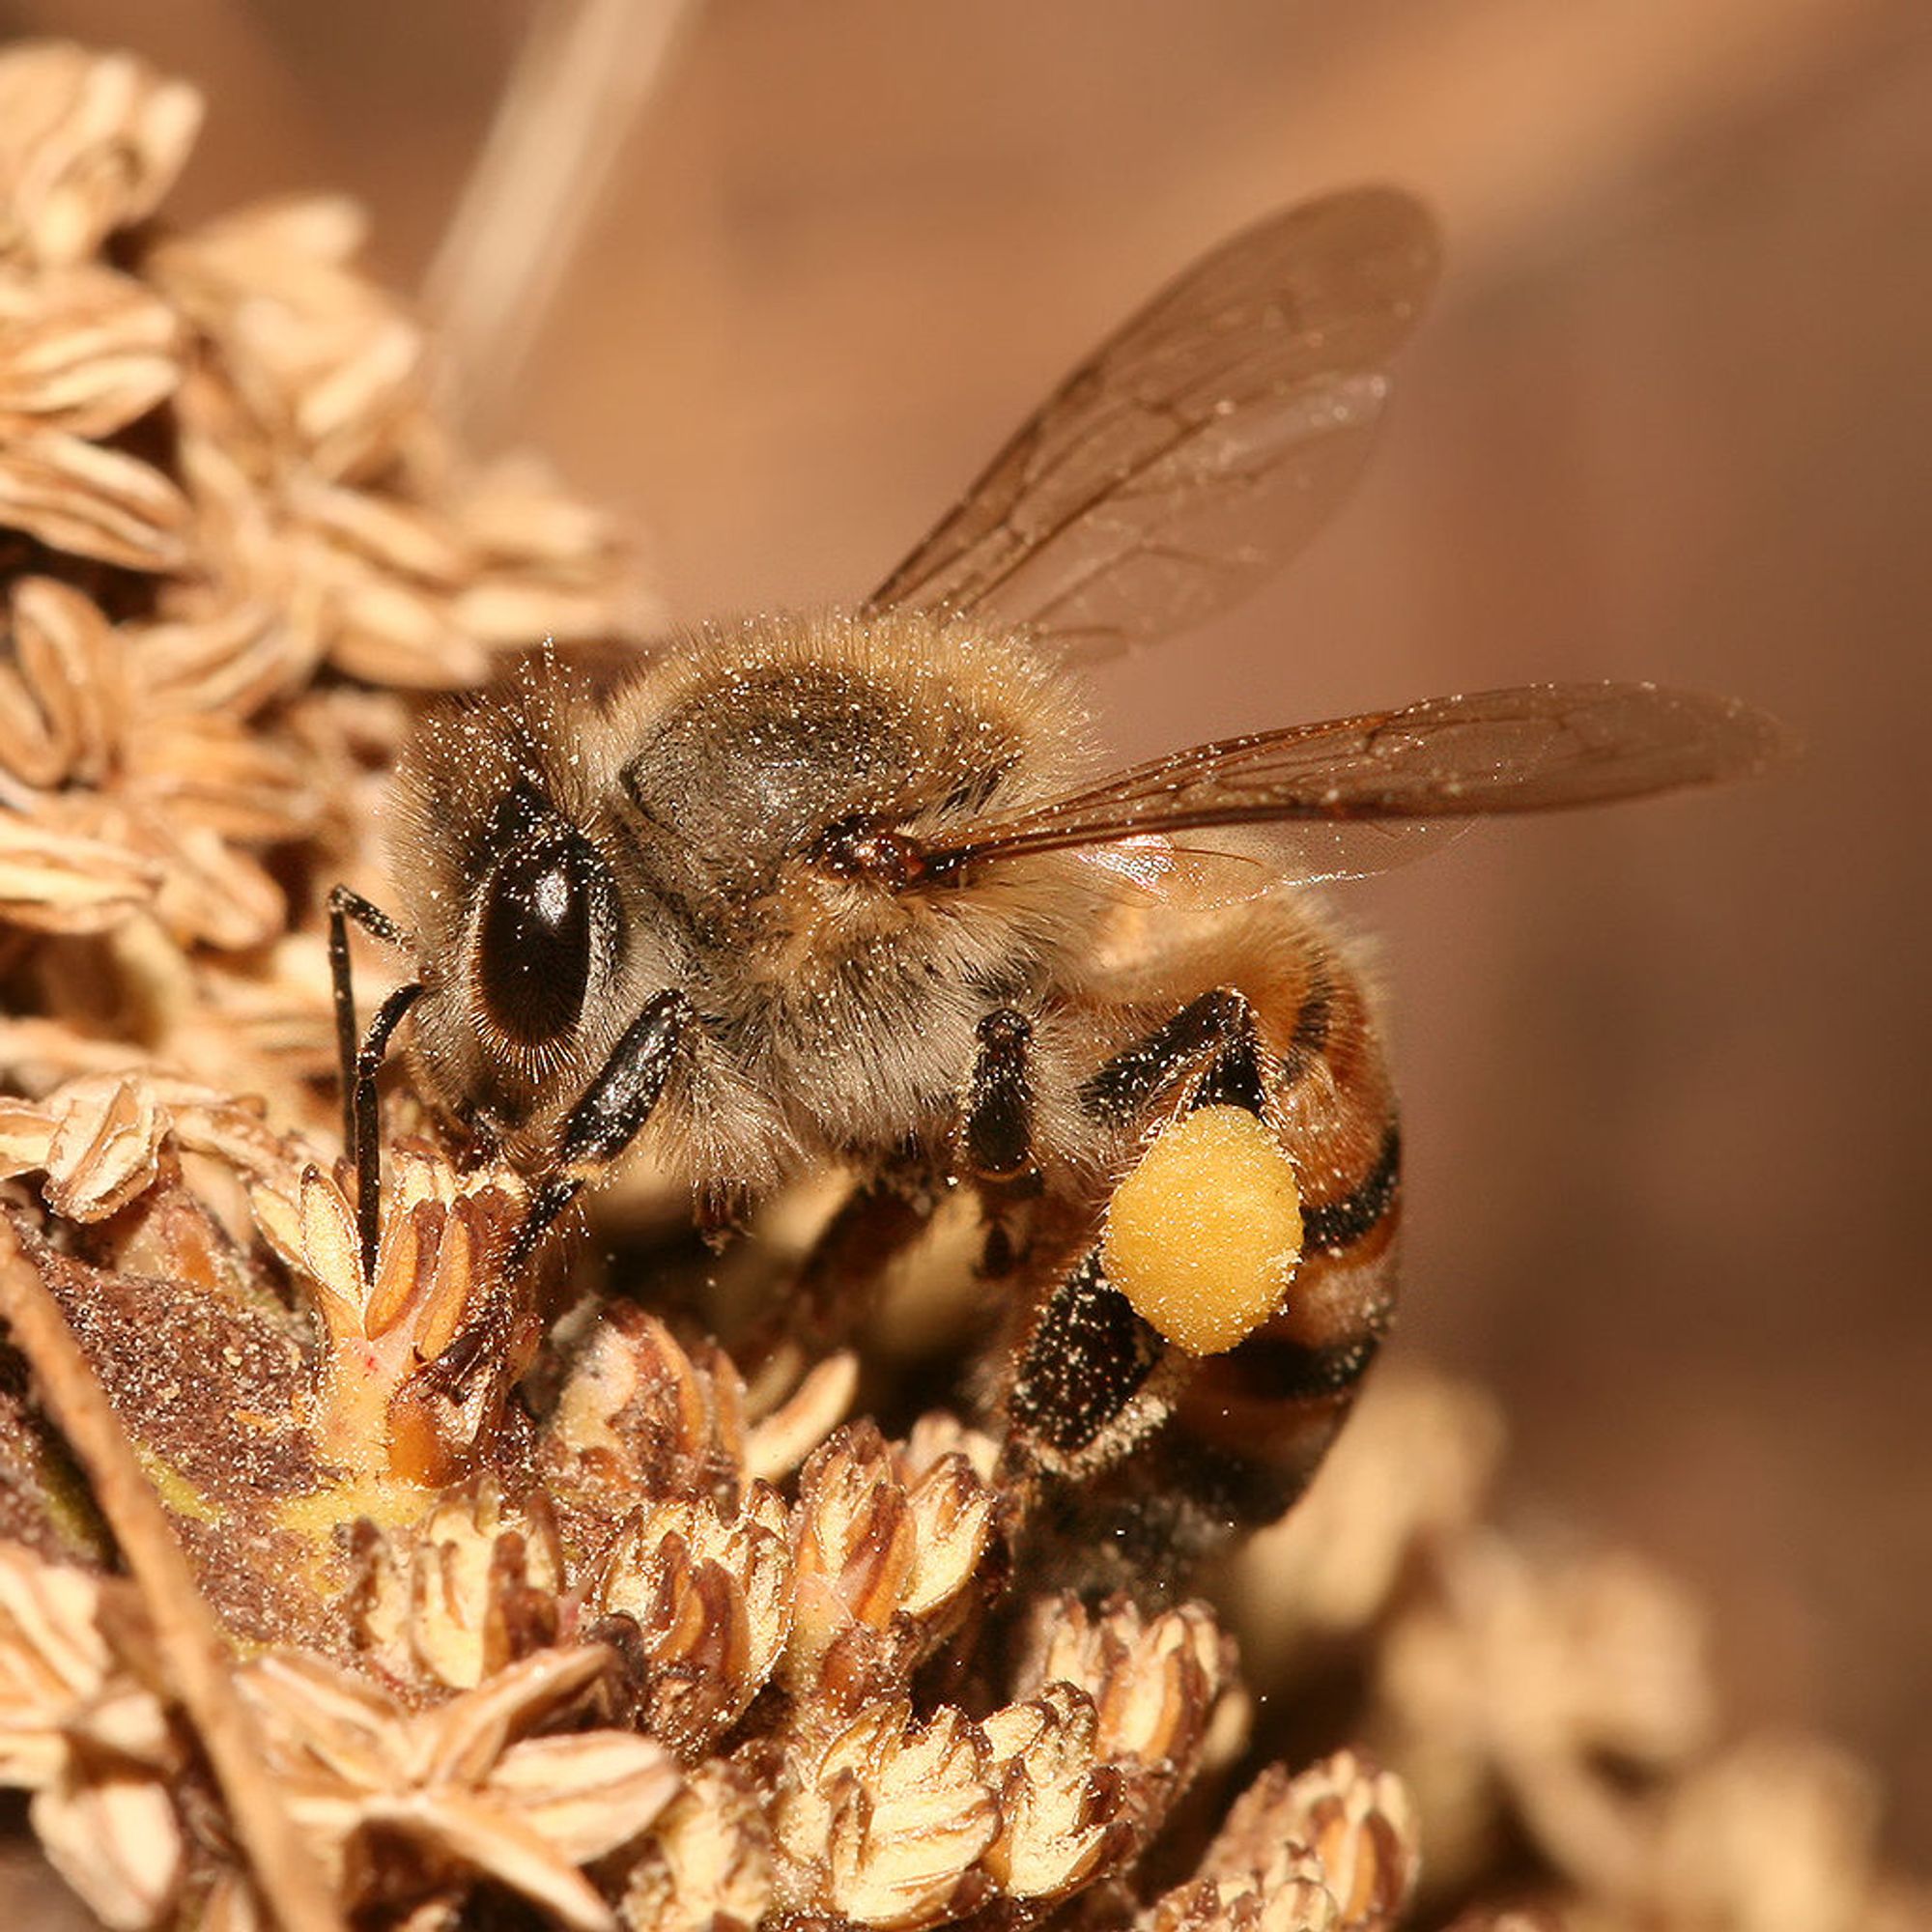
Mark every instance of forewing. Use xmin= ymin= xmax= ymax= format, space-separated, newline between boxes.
xmin=932 ymin=684 xmax=1790 ymax=899
xmin=867 ymin=186 xmax=1441 ymax=662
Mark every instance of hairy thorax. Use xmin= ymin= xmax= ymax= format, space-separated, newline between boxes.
xmin=390 ymin=610 xmax=1103 ymax=1192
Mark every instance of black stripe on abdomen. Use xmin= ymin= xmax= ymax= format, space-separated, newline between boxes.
xmin=1299 ymin=1124 xmax=1401 ymax=1256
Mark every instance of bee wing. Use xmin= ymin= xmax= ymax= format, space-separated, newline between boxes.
xmin=866 ymin=187 xmax=1441 ymax=663
xmin=927 ymin=684 xmax=1791 ymax=898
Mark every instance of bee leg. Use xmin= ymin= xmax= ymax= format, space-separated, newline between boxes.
xmin=1025 ymin=968 xmax=1399 ymax=1578
xmin=964 ymin=1009 xmax=1037 ymax=1183
xmin=963 ymin=1007 xmax=1051 ymax=1281
xmin=422 ymin=991 xmax=694 ymax=1399
xmin=509 ymin=988 xmax=694 ymax=1268
xmin=1078 ymin=986 xmax=1264 ymax=1125
xmin=326 ymin=885 xmax=421 ymax=1281
xmin=1007 ymin=1250 xmax=1163 ymax=1458
xmin=773 ymin=1176 xmax=934 ymax=1369
xmin=1003 ymin=989 xmax=1266 ymax=1464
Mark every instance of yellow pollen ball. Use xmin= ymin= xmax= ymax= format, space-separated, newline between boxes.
xmin=1100 ymin=1104 xmax=1303 ymax=1355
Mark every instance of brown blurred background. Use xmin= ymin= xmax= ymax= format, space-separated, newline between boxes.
xmin=9 ymin=0 xmax=1929 ymax=1865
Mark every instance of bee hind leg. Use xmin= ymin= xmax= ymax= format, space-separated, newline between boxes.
xmin=1078 ymin=985 xmax=1266 ymax=1125
xmin=1004 ymin=986 xmax=1271 ymax=1469
xmin=1004 ymin=984 xmax=1364 ymax=1581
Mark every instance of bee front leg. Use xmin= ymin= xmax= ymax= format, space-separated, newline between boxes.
xmin=419 ymin=990 xmax=694 ymax=1401
xmin=518 ymin=989 xmax=697 ymax=1265
xmin=326 ymin=884 xmax=421 ymax=1281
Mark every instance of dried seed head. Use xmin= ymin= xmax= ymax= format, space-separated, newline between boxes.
xmin=1199 ymin=1754 xmax=1419 ymax=1932
xmin=980 ymin=1682 xmax=1134 ymax=1900
xmin=548 ymin=1308 xmax=752 ymax=1509
xmin=351 ymin=1479 xmax=565 ymax=1691
xmin=0 ymin=1548 xmax=182 ymax=1930
xmin=1651 ymin=1735 xmax=1884 ymax=1932
xmin=785 ymin=1423 xmax=998 ymax=1702
xmin=250 ymin=1143 xmax=529 ymax=1482
xmin=0 ymin=807 xmax=161 ymax=933
xmin=239 ymin=1643 xmax=672 ymax=1931
xmin=1018 ymin=1593 xmax=1234 ymax=1776
xmin=774 ymin=1702 xmax=998 ymax=1931
xmin=587 ymin=1484 xmax=793 ymax=1760
xmin=0 ymin=43 xmax=200 ymax=267
xmin=1228 ymin=1370 xmax=1505 ymax=1674
xmin=618 ymin=1760 xmax=773 ymax=1932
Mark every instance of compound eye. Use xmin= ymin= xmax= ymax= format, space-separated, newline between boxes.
xmin=476 ymin=835 xmax=602 ymax=1045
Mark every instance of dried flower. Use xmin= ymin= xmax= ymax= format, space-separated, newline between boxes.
xmin=250 ymin=1141 xmax=531 ymax=1483
xmin=239 ymin=1643 xmax=677 ymax=1931
xmin=618 ymin=1760 xmax=773 ymax=1932
xmin=1145 ymin=1751 xmax=1419 ymax=1932
xmin=0 ymin=1546 xmax=182 ymax=1928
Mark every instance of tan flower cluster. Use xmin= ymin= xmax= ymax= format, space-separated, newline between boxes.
xmin=0 ymin=34 xmax=1922 ymax=1932
xmin=0 ymin=37 xmax=645 ymax=1138
xmin=1230 ymin=1373 xmax=1932 ymax=1932
xmin=0 ymin=1074 xmax=1415 ymax=1930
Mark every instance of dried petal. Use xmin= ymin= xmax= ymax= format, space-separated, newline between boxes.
xmin=0 ymin=575 xmax=122 ymax=788
xmin=0 ymin=264 xmax=180 ymax=436
xmin=133 ymin=599 xmax=314 ymax=718
xmin=31 ymin=1761 xmax=183 ymax=1930
xmin=42 ymin=1069 xmax=162 ymax=1219
xmin=0 ymin=428 xmax=189 ymax=569
xmin=0 ymin=43 xmax=201 ymax=267
xmin=0 ymin=810 xmax=159 ymax=933
xmin=416 ymin=1644 xmax=611 ymax=1788
xmin=484 ymin=1729 xmax=681 ymax=1862
xmin=363 ymin=1784 xmax=619 ymax=1932
xmin=742 ymin=1350 xmax=856 ymax=1482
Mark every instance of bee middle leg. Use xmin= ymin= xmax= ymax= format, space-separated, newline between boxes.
xmin=740 ymin=1006 xmax=1044 ymax=1399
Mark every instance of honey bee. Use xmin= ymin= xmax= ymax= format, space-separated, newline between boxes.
xmin=331 ymin=187 xmax=1783 ymax=1562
